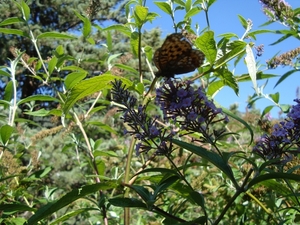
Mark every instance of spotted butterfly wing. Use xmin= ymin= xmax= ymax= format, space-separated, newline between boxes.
xmin=153 ymin=33 xmax=205 ymax=78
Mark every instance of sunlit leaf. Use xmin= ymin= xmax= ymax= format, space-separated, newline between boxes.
xmin=195 ymin=31 xmax=217 ymax=66
xmin=63 ymin=74 xmax=132 ymax=113
xmin=0 ymin=17 xmax=23 ymax=26
xmin=26 ymin=182 xmax=118 ymax=225
xmin=37 ymin=32 xmax=76 ymax=40
xmin=0 ymin=124 xmax=14 ymax=145
xmin=154 ymin=2 xmax=173 ymax=15
xmin=64 ymin=71 xmax=87 ymax=90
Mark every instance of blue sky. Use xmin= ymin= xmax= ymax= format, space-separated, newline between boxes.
xmin=144 ymin=0 xmax=300 ymax=118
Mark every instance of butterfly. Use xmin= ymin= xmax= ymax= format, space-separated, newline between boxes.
xmin=153 ymin=33 xmax=205 ymax=78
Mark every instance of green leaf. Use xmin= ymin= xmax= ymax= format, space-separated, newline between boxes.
xmin=214 ymin=67 xmax=239 ymax=95
xmin=237 ymin=14 xmax=248 ymax=29
xmin=218 ymin=32 xmax=239 ymax=39
xmin=18 ymin=95 xmax=58 ymax=105
xmin=207 ymin=80 xmax=225 ymax=97
xmin=114 ymin=63 xmax=139 ymax=74
xmin=237 ymin=72 xmax=278 ymax=82
xmin=37 ymin=32 xmax=76 ymax=40
xmin=129 ymin=185 xmax=152 ymax=203
xmin=134 ymin=5 xmax=148 ymax=27
xmin=102 ymin=24 xmax=131 ymax=37
xmin=26 ymin=182 xmax=118 ymax=225
xmin=0 ymin=28 xmax=28 ymax=37
xmin=61 ymin=66 xmax=87 ymax=72
xmin=63 ymin=74 xmax=132 ymax=113
xmin=247 ymin=173 xmax=300 ymax=189
xmin=93 ymin=150 xmax=118 ymax=158
xmin=64 ymin=71 xmax=87 ymax=90
xmin=215 ymin=40 xmax=247 ymax=69
xmin=185 ymin=0 xmax=192 ymax=11
xmin=0 ymin=204 xmax=34 ymax=214
xmin=269 ymin=92 xmax=279 ymax=103
xmin=82 ymin=17 xmax=92 ymax=38
xmin=154 ymin=2 xmax=173 ymax=15
xmin=189 ymin=191 xmax=205 ymax=208
xmin=29 ymin=167 xmax=52 ymax=179
xmin=21 ymin=0 xmax=30 ymax=21
xmin=155 ymin=176 xmax=179 ymax=196
xmin=245 ymin=44 xmax=257 ymax=93
xmin=4 ymin=80 xmax=13 ymax=101
xmin=184 ymin=7 xmax=201 ymax=19
xmin=130 ymin=32 xmax=139 ymax=57
xmin=24 ymin=108 xmax=51 ymax=117
xmin=73 ymin=10 xmax=91 ymax=38
xmin=49 ymin=208 xmax=99 ymax=225
xmin=48 ymin=56 xmax=58 ymax=75
xmin=274 ymin=69 xmax=298 ymax=88
xmin=55 ymin=45 xmax=64 ymax=56
xmin=172 ymin=139 xmax=238 ymax=188
xmin=261 ymin=105 xmax=274 ymax=118
xmin=87 ymin=121 xmax=117 ymax=134
xmin=195 ymin=31 xmax=217 ymax=66
xmin=0 ymin=125 xmax=14 ymax=145
xmin=0 ymin=67 xmax=11 ymax=77
xmin=0 ymin=17 xmax=23 ymax=26
xmin=109 ymin=197 xmax=147 ymax=208
xmin=280 ymin=104 xmax=290 ymax=113
xmin=106 ymin=31 xmax=112 ymax=52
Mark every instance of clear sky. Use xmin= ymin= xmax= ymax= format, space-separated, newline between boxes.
xmin=144 ymin=0 xmax=300 ymax=118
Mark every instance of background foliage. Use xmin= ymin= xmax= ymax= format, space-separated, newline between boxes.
xmin=0 ymin=0 xmax=300 ymax=225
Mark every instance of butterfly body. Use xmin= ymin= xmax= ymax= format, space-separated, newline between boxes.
xmin=153 ymin=33 xmax=205 ymax=78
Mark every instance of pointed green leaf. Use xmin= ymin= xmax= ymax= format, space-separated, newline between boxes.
xmin=37 ymin=32 xmax=76 ymax=40
xmin=63 ymin=74 xmax=132 ymax=113
xmin=154 ymin=2 xmax=173 ymax=15
xmin=189 ymin=191 xmax=205 ymax=208
xmin=24 ymin=108 xmax=51 ymax=117
xmin=130 ymin=32 xmax=139 ymax=57
xmin=195 ymin=31 xmax=217 ymax=66
xmin=214 ymin=67 xmax=239 ymax=95
xmin=237 ymin=14 xmax=248 ymax=29
xmin=269 ymin=92 xmax=279 ymax=103
xmin=274 ymin=69 xmax=298 ymax=88
xmin=247 ymin=173 xmax=300 ymax=189
xmin=0 ymin=204 xmax=34 ymax=213
xmin=0 ymin=28 xmax=28 ymax=37
xmin=261 ymin=105 xmax=274 ymax=117
xmin=0 ymin=17 xmax=23 ymax=26
xmin=26 ymin=182 xmax=118 ymax=225
xmin=64 ymin=71 xmax=87 ymax=90
xmin=134 ymin=5 xmax=148 ymax=27
xmin=4 ymin=80 xmax=13 ymax=101
xmin=114 ymin=63 xmax=139 ymax=74
xmin=172 ymin=139 xmax=238 ymax=188
xmin=21 ymin=0 xmax=30 ymax=21
xmin=185 ymin=7 xmax=201 ymax=19
xmin=102 ymin=24 xmax=131 ymax=37
xmin=215 ymin=40 xmax=246 ymax=68
xmin=48 ymin=56 xmax=58 ymax=75
xmin=18 ymin=95 xmax=58 ymax=105
xmin=207 ymin=80 xmax=225 ymax=97
xmin=109 ymin=197 xmax=147 ymax=208
xmin=0 ymin=125 xmax=14 ymax=145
